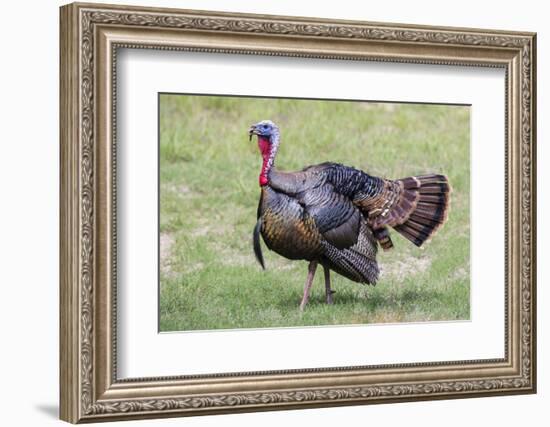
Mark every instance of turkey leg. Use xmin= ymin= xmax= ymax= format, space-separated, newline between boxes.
xmin=323 ymin=266 xmax=335 ymax=304
xmin=299 ymin=261 xmax=318 ymax=311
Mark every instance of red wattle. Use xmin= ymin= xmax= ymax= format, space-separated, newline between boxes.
xmin=258 ymin=136 xmax=271 ymax=186
xmin=257 ymin=136 xmax=271 ymax=156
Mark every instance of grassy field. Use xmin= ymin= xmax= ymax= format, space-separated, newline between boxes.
xmin=159 ymin=95 xmax=470 ymax=332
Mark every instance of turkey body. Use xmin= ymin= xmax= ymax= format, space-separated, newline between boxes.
xmin=259 ymin=185 xmax=324 ymax=261
xmin=254 ymin=162 xmax=450 ymax=285
xmin=249 ymin=120 xmax=451 ymax=308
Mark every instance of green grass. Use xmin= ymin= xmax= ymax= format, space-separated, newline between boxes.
xmin=159 ymin=95 xmax=470 ymax=331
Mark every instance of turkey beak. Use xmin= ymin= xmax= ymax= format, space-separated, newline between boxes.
xmin=248 ymin=125 xmax=257 ymax=141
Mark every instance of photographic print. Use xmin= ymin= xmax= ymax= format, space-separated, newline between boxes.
xmin=159 ymin=94 xmax=470 ymax=332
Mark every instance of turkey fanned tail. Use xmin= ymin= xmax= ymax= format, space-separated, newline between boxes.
xmin=393 ymin=174 xmax=451 ymax=247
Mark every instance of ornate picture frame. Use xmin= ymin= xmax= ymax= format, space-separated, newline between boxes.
xmin=60 ymin=2 xmax=536 ymax=423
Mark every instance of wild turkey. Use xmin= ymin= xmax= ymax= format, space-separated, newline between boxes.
xmin=249 ymin=120 xmax=451 ymax=310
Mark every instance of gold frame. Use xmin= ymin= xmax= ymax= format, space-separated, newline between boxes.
xmin=60 ymin=2 xmax=537 ymax=423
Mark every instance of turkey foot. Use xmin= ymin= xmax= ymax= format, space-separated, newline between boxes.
xmin=299 ymin=261 xmax=318 ymax=311
xmin=323 ymin=266 xmax=335 ymax=304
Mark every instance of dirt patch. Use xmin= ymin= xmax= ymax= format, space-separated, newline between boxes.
xmin=220 ymin=252 xmax=251 ymax=267
xmin=190 ymin=223 xmax=228 ymax=238
xmin=272 ymin=261 xmax=296 ymax=271
xmin=160 ymin=233 xmax=175 ymax=277
xmin=184 ymin=261 xmax=205 ymax=274
xmin=358 ymin=102 xmax=396 ymax=112
xmin=450 ymin=265 xmax=469 ymax=281
xmin=209 ymin=241 xmax=251 ymax=267
xmin=178 ymin=185 xmax=191 ymax=195
xmin=380 ymin=256 xmax=432 ymax=283
xmin=189 ymin=214 xmax=234 ymax=238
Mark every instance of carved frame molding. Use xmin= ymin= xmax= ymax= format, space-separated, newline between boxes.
xmin=60 ymin=2 xmax=536 ymax=423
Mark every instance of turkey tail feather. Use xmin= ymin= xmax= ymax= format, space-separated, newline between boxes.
xmin=373 ymin=227 xmax=393 ymax=251
xmin=393 ymin=174 xmax=451 ymax=247
xmin=253 ymin=218 xmax=265 ymax=269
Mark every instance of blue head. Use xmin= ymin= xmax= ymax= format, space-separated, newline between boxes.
xmin=248 ymin=120 xmax=280 ymax=140
xmin=249 ymin=120 xmax=281 ymax=186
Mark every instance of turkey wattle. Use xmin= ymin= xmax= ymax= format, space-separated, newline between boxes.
xmin=249 ymin=120 xmax=451 ymax=310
